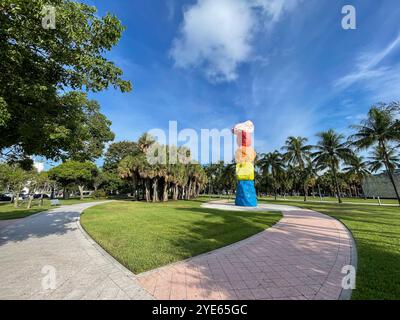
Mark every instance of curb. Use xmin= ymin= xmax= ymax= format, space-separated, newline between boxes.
xmin=77 ymin=201 xmax=155 ymax=300
xmin=337 ymin=221 xmax=358 ymax=300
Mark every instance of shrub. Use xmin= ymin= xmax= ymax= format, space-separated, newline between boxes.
xmin=92 ymin=190 xmax=107 ymax=199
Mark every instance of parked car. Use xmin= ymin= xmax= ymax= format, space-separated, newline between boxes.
xmin=0 ymin=194 xmax=12 ymax=202
xmin=33 ymin=194 xmax=50 ymax=199
xmin=18 ymin=193 xmax=29 ymax=200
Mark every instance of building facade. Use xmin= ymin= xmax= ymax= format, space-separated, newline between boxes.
xmin=362 ymin=171 xmax=400 ymax=199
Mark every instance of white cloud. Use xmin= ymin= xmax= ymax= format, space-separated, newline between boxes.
xmin=170 ymin=0 xmax=301 ymax=83
xmin=334 ymin=33 xmax=400 ymax=90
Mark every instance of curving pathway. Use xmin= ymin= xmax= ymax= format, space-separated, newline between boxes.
xmin=0 ymin=202 xmax=152 ymax=300
xmin=137 ymin=201 xmax=356 ymax=300
xmin=0 ymin=201 xmax=356 ymax=300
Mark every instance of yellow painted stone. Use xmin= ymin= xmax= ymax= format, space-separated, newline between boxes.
xmin=236 ymin=162 xmax=254 ymax=181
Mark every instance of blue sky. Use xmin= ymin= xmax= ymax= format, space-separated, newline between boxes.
xmin=74 ymin=0 xmax=400 ymax=165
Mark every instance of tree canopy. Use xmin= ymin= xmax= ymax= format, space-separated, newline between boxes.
xmin=0 ymin=0 xmax=131 ymax=161
xmin=49 ymin=160 xmax=97 ymax=199
xmin=103 ymin=141 xmax=139 ymax=172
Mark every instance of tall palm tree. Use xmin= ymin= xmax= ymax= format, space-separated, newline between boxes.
xmin=343 ymin=155 xmax=370 ymax=198
xmin=368 ymin=145 xmax=400 ymax=174
xmin=350 ymin=105 xmax=400 ymax=205
xmin=118 ymin=154 xmax=144 ymax=200
xmin=282 ymin=136 xmax=312 ymax=201
xmin=312 ymin=129 xmax=355 ymax=203
xmin=259 ymin=151 xmax=285 ymax=200
xmin=222 ymin=162 xmax=236 ymax=195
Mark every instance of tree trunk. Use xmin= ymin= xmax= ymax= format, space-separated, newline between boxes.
xmin=78 ymin=185 xmax=84 ymax=200
xmin=27 ymin=192 xmax=34 ymax=209
xmin=27 ymin=196 xmax=33 ymax=209
xmin=13 ymin=192 xmax=19 ymax=208
xmin=162 ymin=181 xmax=168 ymax=202
xmin=152 ymin=178 xmax=159 ymax=202
xmin=303 ymin=184 xmax=308 ymax=202
xmin=186 ymin=181 xmax=192 ymax=200
xmin=353 ymin=185 xmax=359 ymax=198
xmin=39 ymin=191 xmax=44 ymax=207
xmin=172 ymin=184 xmax=179 ymax=201
xmin=331 ymin=165 xmax=342 ymax=204
xmin=385 ymin=168 xmax=400 ymax=206
xmin=178 ymin=186 xmax=182 ymax=200
xmin=381 ymin=141 xmax=400 ymax=206
xmin=182 ymin=185 xmax=186 ymax=200
xmin=145 ymin=179 xmax=151 ymax=202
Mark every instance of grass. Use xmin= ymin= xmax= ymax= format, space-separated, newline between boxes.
xmin=200 ymin=194 xmax=399 ymax=205
xmin=259 ymin=198 xmax=400 ymax=300
xmin=0 ymin=198 xmax=106 ymax=220
xmin=80 ymin=200 xmax=282 ymax=274
xmin=260 ymin=195 xmax=399 ymax=205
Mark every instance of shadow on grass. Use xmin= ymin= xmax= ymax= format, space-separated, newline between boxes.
xmin=156 ymin=207 xmax=281 ymax=263
xmin=1 ymin=209 xmax=45 ymax=220
xmin=352 ymin=240 xmax=400 ymax=300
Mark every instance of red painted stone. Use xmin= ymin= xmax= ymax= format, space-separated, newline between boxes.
xmin=236 ymin=131 xmax=252 ymax=147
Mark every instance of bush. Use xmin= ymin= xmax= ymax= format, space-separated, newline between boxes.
xmin=92 ymin=190 xmax=107 ymax=199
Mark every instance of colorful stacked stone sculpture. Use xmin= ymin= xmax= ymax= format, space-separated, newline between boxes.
xmin=232 ymin=121 xmax=257 ymax=207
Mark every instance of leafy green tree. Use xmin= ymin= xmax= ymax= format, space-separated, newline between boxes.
xmin=101 ymin=171 xmax=124 ymax=195
xmin=0 ymin=97 xmax=10 ymax=127
xmin=49 ymin=160 xmax=97 ymax=199
xmin=0 ymin=163 xmax=30 ymax=207
xmin=103 ymin=141 xmax=139 ymax=172
xmin=63 ymin=93 xmax=115 ymax=161
xmin=35 ymin=172 xmax=52 ymax=206
xmin=282 ymin=136 xmax=312 ymax=201
xmin=0 ymin=0 xmax=131 ymax=160
xmin=350 ymin=105 xmax=400 ymax=205
xmin=313 ymin=129 xmax=355 ymax=203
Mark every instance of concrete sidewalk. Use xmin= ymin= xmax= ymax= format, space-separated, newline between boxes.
xmin=0 ymin=202 xmax=152 ymax=300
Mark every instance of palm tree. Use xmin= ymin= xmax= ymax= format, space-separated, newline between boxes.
xmin=312 ymin=129 xmax=355 ymax=203
xmin=350 ymin=105 xmax=400 ymax=205
xmin=368 ymin=145 xmax=400 ymax=173
xmin=282 ymin=136 xmax=312 ymax=201
xmin=343 ymin=155 xmax=370 ymax=198
xmin=221 ymin=162 xmax=236 ymax=196
xmin=118 ymin=154 xmax=144 ymax=200
xmin=259 ymin=151 xmax=285 ymax=200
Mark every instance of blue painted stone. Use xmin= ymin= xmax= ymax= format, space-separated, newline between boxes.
xmin=235 ymin=180 xmax=257 ymax=207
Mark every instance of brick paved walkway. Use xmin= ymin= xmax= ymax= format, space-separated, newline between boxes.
xmin=137 ymin=202 xmax=355 ymax=300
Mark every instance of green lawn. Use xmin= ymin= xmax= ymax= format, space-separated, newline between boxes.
xmin=0 ymin=198 xmax=106 ymax=220
xmin=200 ymin=194 xmax=399 ymax=205
xmin=259 ymin=195 xmax=399 ymax=205
xmin=80 ymin=200 xmax=282 ymax=274
xmin=259 ymin=199 xmax=400 ymax=300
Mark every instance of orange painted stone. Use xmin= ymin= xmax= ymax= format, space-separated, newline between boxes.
xmin=235 ymin=146 xmax=256 ymax=163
